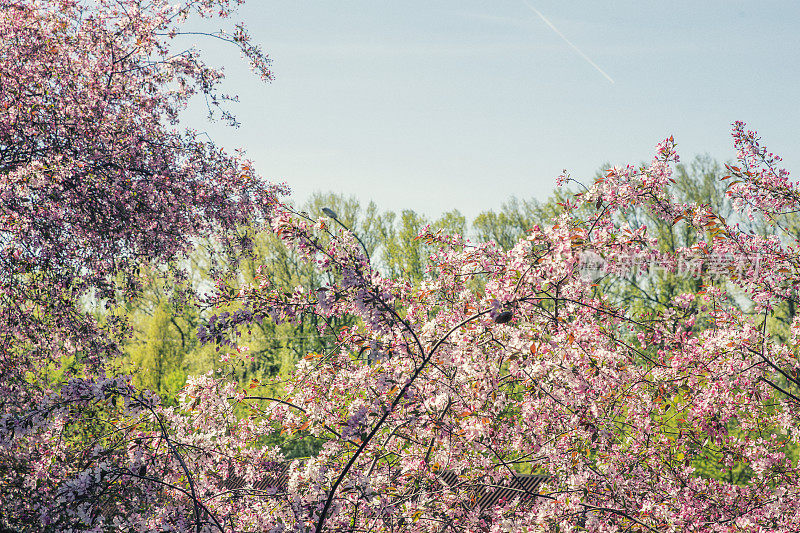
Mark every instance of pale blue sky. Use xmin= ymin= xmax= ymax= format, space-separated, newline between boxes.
xmin=182 ymin=0 xmax=800 ymax=220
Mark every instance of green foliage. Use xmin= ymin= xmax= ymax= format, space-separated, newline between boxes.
xmin=113 ymin=265 xmax=210 ymax=403
xmin=379 ymin=209 xmax=429 ymax=281
xmin=125 ymin=303 xmax=190 ymax=400
xmin=472 ymin=195 xmax=566 ymax=250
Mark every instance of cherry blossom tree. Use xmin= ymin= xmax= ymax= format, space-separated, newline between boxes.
xmin=196 ymin=123 xmax=799 ymax=532
xmin=0 ymin=0 xmax=285 ymax=530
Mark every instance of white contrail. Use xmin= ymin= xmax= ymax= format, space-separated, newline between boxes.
xmin=523 ymin=1 xmax=615 ymax=84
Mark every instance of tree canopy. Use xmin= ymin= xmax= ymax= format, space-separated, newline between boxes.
xmin=199 ymin=128 xmax=800 ymax=531
xmin=2 ymin=1 xmax=800 ymax=532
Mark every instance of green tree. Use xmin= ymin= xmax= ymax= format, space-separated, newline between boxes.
xmin=126 ymin=303 xmax=188 ymax=399
xmin=379 ymin=209 xmax=429 ymax=281
xmin=472 ymin=195 xmax=566 ymax=250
